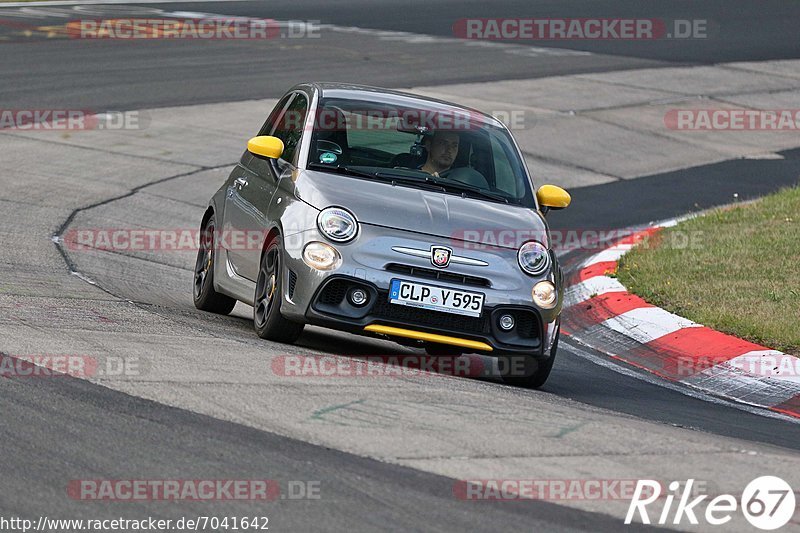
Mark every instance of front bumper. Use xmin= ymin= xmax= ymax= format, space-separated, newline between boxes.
xmin=280 ymin=225 xmax=562 ymax=357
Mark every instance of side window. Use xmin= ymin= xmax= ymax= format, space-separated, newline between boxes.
xmin=490 ymin=135 xmax=519 ymax=197
xmin=271 ymin=94 xmax=308 ymax=165
xmin=258 ymin=94 xmax=293 ymax=137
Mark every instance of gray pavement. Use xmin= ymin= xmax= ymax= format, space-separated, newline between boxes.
xmin=413 ymin=60 xmax=800 ymax=188
xmin=2 ymin=57 xmax=800 ymax=530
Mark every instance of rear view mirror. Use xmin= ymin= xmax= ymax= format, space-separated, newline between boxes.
xmin=536 ymin=184 xmax=571 ymax=216
xmin=247 ymin=136 xmax=284 ymax=159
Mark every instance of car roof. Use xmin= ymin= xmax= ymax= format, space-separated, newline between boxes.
xmin=303 ymin=82 xmax=505 ymax=128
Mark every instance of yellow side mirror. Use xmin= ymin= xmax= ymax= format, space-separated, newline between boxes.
xmin=536 ymin=184 xmax=571 ymax=215
xmin=247 ymin=136 xmax=284 ymax=159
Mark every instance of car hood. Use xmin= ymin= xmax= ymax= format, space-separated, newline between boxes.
xmin=295 ymin=170 xmax=548 ymax=249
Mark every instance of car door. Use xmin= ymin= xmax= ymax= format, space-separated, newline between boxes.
xmin=223 ymin=92 xmax=309 ymax=281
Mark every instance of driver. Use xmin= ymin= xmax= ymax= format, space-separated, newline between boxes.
xmin=420 ymin=131 xmax=460 ymax=176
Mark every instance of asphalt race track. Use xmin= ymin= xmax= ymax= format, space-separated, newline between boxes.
xmin=1 ymin=0 xmax=799 ymax=110
xmin=1 ymin=1 xmax=799 ymax=531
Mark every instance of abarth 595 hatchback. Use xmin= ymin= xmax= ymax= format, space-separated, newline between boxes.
xmin=194 ymin=83 xmax=571 ymax=387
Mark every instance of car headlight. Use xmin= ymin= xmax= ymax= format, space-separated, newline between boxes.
xmin=532 ymin=280 xmax=557 ymax=309
xmin=518 ymin=241 xmax=551 ymax=276
xmin=303 ymin=241 xmax=341 ymax=270
xmin=317 ymin=207 xmax=358 ymax=243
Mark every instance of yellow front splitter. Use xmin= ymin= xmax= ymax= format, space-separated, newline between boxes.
xmin=364 ymin=324 xmax=493 ymax=352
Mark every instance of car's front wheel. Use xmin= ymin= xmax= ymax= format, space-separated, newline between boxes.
xmin=499 ymin=331 xmax=558 ymax=389
xmin=254 ymin=235 xmax=304 ymax=343
xmin=193 ymin=214 xmax=237 ymax=315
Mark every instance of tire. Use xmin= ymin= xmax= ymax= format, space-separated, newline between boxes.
xmin=500 ymin=332 xmax=559 ymax=389
xmin=254 ymin=235 xmax=304 ymax=343
xmin=193 ymin=214 xmax=237 ymax=315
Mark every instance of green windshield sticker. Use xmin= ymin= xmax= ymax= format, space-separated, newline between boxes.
xmin=319 ymin=152 xmax=337 ymax=164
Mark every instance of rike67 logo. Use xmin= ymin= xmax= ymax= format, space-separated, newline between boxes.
xmin=626 ymin=477 xmax=796 ymax=530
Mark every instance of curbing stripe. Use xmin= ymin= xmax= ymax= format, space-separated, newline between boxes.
xmin=724 ymin=351 xmax=800 ymax=385
xmin=574 ymin=260 xmax=618 ymax=283
xmin=630 ymin=326 xmax=765 ymax=379
xmin=772 ymin=395 xmax=800 ymax=418
xmin=580 ymin=246 xmax=628 ymax=267
xmin=563 ymin=222 xmax=800 ymax=419
xmin=646 ymin=327 xmax=766 ymax=373
xmin=567 ymin=292 xmax=654 ymax=328
xmin=564 ymin=276 xmax=626 ymax=306
xmin=601 ymin=308 xmax=701 ymax=345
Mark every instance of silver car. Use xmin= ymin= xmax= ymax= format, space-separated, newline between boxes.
xmin=194 ymin=83 xmax=571 ymax=387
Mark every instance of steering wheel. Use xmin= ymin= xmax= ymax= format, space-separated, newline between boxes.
xmin=439 ymin=167 xmax=489 ymax=189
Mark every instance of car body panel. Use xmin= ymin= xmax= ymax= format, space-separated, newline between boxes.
xmin=204 ymin=82 xmax=564 ymax=358
xmin=294 ymin=169 xmax=548 ymax=249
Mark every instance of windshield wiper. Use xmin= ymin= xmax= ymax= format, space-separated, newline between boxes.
xmin=308 ymin=164 xmax=507 ymax=202
xmin=308 ymin=163 xmax=446 ymax=192
xmin=380 ymin=167 xmax=510 ymax=204
xmin=429 ymin=177 xmax=510 ymax=204
xmin=307 ymin=163 xmax=378 ymax=180
xmin=374 ymin=172 xmax=447 ymax=192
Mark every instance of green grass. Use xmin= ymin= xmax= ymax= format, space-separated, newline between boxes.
xmin=617 ymin=186 xmax=800 ymax=355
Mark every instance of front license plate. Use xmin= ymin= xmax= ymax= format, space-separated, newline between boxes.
xmin=389 ymin=279 xmax=484 ymax=318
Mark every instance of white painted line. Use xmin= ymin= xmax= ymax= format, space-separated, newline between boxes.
xmin=559 ymin=337 xmax=800 ymax=423
xmin=683 ymin=367 xmax=800 ymax=407
xmin=601 ymin=306 xmax=701 ymax=345
xmin=324 ymin=24 xmax=590 ymax=56
xmin=0 ymin=0 xmax=243 ymax=6
xmin=580 ymin=246 xmax=628 ymax=267
xmin=564 ymin=276 xmax=626 ymax=306
xmin=652 ymin=213 xmax=696 ymax=229
xmin=743 ymin=152 xmax=784 ymax=160
xmin=0 ymin=2 xmax=595 ymax=59
xmin=713 ymin=350 xmax=800 ymax=384
xmin=655 ymin=219 xmax=679 ymax=228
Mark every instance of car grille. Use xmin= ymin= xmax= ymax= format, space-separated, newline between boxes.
xmin=506 ymin=310 xmax=537 ymax=339
xmin=313 ymin=279 xmax=541 ymax=348
xmin=371 ymin=291 xmax=490 ymax=335
xmin=318 ymin=278 xmax=349 ymax=305
xmin=385 ymin=263 xmax=491 ymax=288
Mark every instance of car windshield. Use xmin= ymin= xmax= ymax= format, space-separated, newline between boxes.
xmin=306 ymin=96 xmax=536 ymax=207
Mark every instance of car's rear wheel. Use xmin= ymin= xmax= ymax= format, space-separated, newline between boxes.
xmin=193 ymin=214 xmax=237 ymax=315
xmin=254 ymin=235 xmax=304 ymax=343
xmin=500 ymin=332 xmax=558 ymax=389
